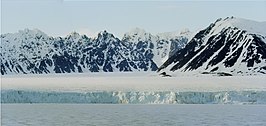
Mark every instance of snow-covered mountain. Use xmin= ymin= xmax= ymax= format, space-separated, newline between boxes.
xmin=122 ymin=28 xmax=192 ymax=66
xmin=1 ymin=28 xmax=190 ymax=75
xmin=158 ymin=17 xmax=266 ymax=75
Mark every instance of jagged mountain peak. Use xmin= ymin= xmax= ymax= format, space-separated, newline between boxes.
xmin=1 ymin=28 xmax=50 ymax=47
xmin=122 ymin=27 xmax=155 ymax=42
xmin=66 ymin=31 xmax=80 ymax=38
xmin=64 ymin=31 xmax=83 ymax=42
xmin=94 ymin=30 xmax=118 ymax=44
xmin=97 ymin=30 xmax=115 ymax=38
xmin=1 ymin=28 xmax=49 ymax=40
xmin=17 ymin=28 xmax=49 ymax=38
xmin=179 ymin=28 xmax=191 ymax=35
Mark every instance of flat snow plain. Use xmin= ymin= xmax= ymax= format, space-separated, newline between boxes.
xmin=2 ymin=72 xmax=266 ymax=92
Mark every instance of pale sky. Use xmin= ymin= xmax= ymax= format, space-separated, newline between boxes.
xmin=1 ymin=0 xmax=266 ymax=38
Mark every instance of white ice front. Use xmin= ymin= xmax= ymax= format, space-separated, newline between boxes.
xmin=1 ymin=74 xmax=266 ymax=104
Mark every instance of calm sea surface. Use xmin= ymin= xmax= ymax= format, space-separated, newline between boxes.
xmin=2 ymin=104 xmax=266 ymax=126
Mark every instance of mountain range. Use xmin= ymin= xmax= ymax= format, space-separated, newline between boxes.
xmin=1 ymin=27 xmax=191 ymax=75
xmin=1 ymin=17 xmax=266 ymax=76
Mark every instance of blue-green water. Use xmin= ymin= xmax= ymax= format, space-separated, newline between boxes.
xmin=2 ymin=104 xmax=266 ymax=126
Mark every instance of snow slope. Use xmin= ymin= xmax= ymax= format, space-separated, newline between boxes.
xmin=211 ymin=17 xmax=266 ymax=36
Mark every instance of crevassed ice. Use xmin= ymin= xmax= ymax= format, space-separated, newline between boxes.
xmin=1 ymin=90 xmax=265 ymax=104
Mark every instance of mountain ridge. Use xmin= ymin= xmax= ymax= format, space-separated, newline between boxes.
xmin=1 ymin=17 xmax=266 ymax=75
xmin=1 ymin=28 xmax=190 ymax=75
xmin=158 ymin=17 xmax=266 ymax=76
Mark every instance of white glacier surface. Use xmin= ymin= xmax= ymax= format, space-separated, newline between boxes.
xmin=1 ymin=73 xmax=266 ymax=104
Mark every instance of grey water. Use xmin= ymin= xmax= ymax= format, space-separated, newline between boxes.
xmin=2 ymin=104 xmax=266 ymax=126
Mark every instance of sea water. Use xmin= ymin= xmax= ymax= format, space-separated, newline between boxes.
xmin=2 ymin=104 xmax=266 ymax=126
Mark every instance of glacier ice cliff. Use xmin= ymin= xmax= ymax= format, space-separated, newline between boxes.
xmin=1 ymin=90 xmax=266 ymax=104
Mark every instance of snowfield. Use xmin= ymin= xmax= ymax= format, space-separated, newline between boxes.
xmin=1 ymin=73 xmax=266 ymax=92
xmin=1 ymin=73 xmax=266 ymax=104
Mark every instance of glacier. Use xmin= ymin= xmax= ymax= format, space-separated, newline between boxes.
xmin=1 ymin=90 xmax=266 ymax=104
xmin=2 ymin=74 xmax=265 ymax=104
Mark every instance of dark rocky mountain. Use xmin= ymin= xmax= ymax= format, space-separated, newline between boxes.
xmin=1 ymin=28 xmax=190 ymax=75
xmin=158 ymin=17 xmax=266 ymax=75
